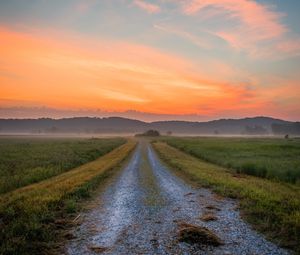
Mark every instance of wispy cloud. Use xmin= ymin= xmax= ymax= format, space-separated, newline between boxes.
xmin=0 ymin=1 xmax=299 ymax=120
xmin=182 ymin=0 xmax=285 ymax=40
xmin=275 ymin=39 xmax=300 ymax=56
xmin=99 ymin=88 xmax=150 ymax=103
xmin=179 ymin=0 xmax=300 ymax=58
xmin=0 ymin=106 xmax=213 ymax=121
xmin=0 ymin=22 xmax=299 ymax=119
xmin=154 ymin=24 xmax=212 ymax=49
xmin=0 ymin=26 xmax=263 ymax=116
xmin=133 ymin=0 xmax=161 ymax=14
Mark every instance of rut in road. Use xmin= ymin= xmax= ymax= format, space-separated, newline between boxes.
xmin=66 ymin=140 xmax=289 ymax=255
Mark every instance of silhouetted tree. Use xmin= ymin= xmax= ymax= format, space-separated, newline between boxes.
xmin=135 ymin=129 xmax=160 ymax=137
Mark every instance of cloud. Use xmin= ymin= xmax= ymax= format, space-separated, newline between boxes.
xmin=275 ymin=39 xmax=300 ymax=56
xmin=98 ymin=88 xmax=150 ymax=103
xmin=182 ymin=0 xmax=285 ymax=39
xmin=154 ymin=24 xmax=212 ymax=49
xmin=133 ymin=0 xmax=161 ymax=14
xmin=0 ymin=26 xmax=299 ymax=119
xmin=0 ymin=106 xmax=212 ymax=121
xmin=178 ymin=0 xmax=300 ymax=57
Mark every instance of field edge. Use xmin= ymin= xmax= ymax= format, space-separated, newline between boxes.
xmin=0 ymin=139 xmax=137 ymax=255
xmin=152 ymin=141 xmax=300 ymax=253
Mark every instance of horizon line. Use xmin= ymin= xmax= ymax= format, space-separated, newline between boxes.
xmin=0 ymin=115 xmax=297 ymax=123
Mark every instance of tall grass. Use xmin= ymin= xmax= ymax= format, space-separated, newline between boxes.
xmin=153 ymin=141 xmax=300 ymax=252
xmin=0 ymin=140 xmax=136 ymax=255
xmin=0 ymin=137 xmax=126 ymax=193
xmin=163 ymin=137 xmax=300 ymax=184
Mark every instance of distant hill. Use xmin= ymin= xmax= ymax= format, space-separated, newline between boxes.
xmin=0 ymin=116 xmax=297 ymax=135
xmin=150 ymin=117 xmax=290 ymax=135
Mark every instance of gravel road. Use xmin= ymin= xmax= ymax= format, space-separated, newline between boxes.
xmin=66 ymin=140 xmax=289 ymax=255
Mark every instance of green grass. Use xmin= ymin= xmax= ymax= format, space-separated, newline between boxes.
xmin=0 ymin=137 xmax=126 ymax=193
xmin=0 ymin=140 xmax=136 ymax=255
xmin=162 ymin=137 xmax=300 ymax=184
xmin=153 ymin=141 xmax=300 ymax=252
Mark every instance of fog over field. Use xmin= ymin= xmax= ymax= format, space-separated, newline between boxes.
xmin=1 ymin=116 xmax=299 ymax=136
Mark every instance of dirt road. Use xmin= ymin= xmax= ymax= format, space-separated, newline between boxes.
xmin=66 ymin=140 xmax=289 ymax=255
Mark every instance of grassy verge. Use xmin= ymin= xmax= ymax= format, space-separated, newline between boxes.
xmin=162 ymin=137 xmax=300 ymax=184
xmin=0 ymin=140 xmax=136 ymax=255
xmin=0 ymin=137 xmax=126 ymax=193
xmin=153 ymin=141 xmax=300 ymax=252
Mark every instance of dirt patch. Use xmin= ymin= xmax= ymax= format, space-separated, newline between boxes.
xmin=63 ymin=232 xmax=76 ymax=240
xmin=213 ymin=194 xmax=224 ymax=201
xmin=205 ymin=205 xmax=221 ymax=211
xmin=200 ymin=213 xmax=218 ymax=222
xmin=184 ymin=192 xmax=195 ymax=196
xmin=177 ymin=222 xmax=223 ymax=246
xmin=89 ymin=246 xmax=108 ymax=253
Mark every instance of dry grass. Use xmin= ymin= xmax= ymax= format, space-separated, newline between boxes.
xmin=153 ymin=141 xmax=300 ymax=252
xmin=0 ymin=137 xmax=126 ymax=193
xmin=177 ymin=222 xmax=223 ymax=246
xmin=0 ymin=140 xmax=136 ymax=255
xmin=162 ymin=137 xmax=300 ymax=184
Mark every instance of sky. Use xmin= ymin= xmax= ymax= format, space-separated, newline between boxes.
xmin=0 ymin=0 xmax=299 ymax=121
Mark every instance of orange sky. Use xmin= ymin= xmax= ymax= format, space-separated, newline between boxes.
xmin=0 ymin=0 xmax=300 ymax=120
xmin=0 ymin=27 xmax=265 ymax=116
xmin=0 ymin=0 xmax=300 ymax=121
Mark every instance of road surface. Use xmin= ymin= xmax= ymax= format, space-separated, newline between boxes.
xmin=66 ymin=140 xmax=289 ymax=255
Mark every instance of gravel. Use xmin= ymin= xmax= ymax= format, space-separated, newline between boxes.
xmin=66 ymin=141 xmax=290 ymax=255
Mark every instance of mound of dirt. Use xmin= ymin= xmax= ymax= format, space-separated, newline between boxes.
xmin=177 ymin=223 xmax=223 ymax=246
xmin=205 ymin=205 xmax=221 ymax=211
xmin=200 ymin=213 xmax=218 ymax=222
xmin=89 ymin=246 xmax=108 ymax=253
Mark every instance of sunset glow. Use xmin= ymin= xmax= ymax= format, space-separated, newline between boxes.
xmin=0 ymin=0 xmax=299 ymax=121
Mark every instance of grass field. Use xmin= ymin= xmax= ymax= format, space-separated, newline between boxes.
xmin=162 ymin=137 xmax=300 ymax=184
xmin=153 ymin=141 xmax=300 ymax=252
xmin=0 ymin=137 xmax=126 ymax=194
xmin=0 ymin=139 xmax=136 ymax=255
